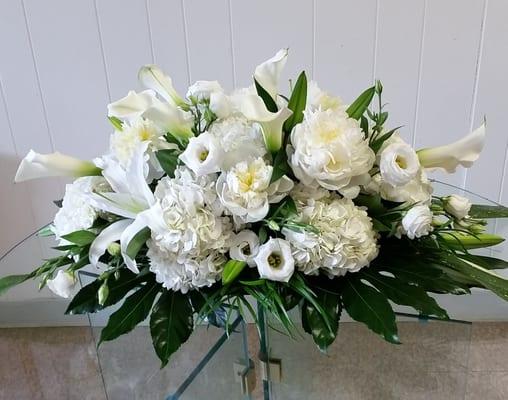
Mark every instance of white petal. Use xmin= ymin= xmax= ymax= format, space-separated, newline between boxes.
xmin=120 ymin=213 xmax=150 ymax=273
xmin=89 ymin=219 xmax=132 ymax=267
xmin=138 ymin=64 xmax=185 ymax=106
xmin=254 ymin=49 xmax=289 ymax=100
xmin=107 ymin=90 xmax=157 ymax=122
xmin=127 ymin=142 xmax=155 ymax=207
xmin=142 ymin=101 xmax=194 ymax=139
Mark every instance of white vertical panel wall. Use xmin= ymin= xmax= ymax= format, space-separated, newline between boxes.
xmin=1 ymin=0 xmax=508 ymax=302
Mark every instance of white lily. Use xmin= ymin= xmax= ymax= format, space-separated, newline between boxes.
xmin=417 ymin=123 xmax=486 ymax=173
xmin=14 ymin=150 xmax=101 ymax=183
xmin=107 ymin=90 xmax=157 ymax=122
xmin=142 ymin=101 xmax=194 ymax=139
xmin=89 ymin=219 xmax=132 ymax=267
xmin=238 ymin=94 xmax=292 ymax=152
xmin=254 ymin=48 xmax=288 ymax=101
xmin=138 ymin=64 xmax=186 ymax=107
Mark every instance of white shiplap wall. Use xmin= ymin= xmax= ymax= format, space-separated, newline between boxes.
xmin=1 ymin=0 xmax=508 ymax=303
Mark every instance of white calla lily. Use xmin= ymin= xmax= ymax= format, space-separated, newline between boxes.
xmin=417 ymin=123 xmax=486 ymax=173
xmin=14 ymin=150 xmax=101 ymax=183
xmin=238 ymin=94 xmax=292 ymax=152
xmin=254 ymin=48 xmax=288 ymax=101
xmin=107 ymin=90 xmax=157 ymax=122
xmin=89 ymin=219 xmax=132 ymax=267
xmin=138 ymin=64 xmax=186 ymax=107
xmin=142 ymin=101 xmax=194 ymax=139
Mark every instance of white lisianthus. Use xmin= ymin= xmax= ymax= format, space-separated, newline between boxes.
xmin=47 ymin=270 xmax=77 ymax=299
xmin=444 ymin=194 xmax=472 ymax=219
xmin=417 ymin=123 xmax=486 ymax=173
xmin=15 ymin=151 xmax=101 ymax=183
xmin=216 ymin=157 xmax=293 ymax=223
xmin=380 ymin=141 xmax=420 ymax=186
xmin=142 ymin=167 xmax=232 ymax=292
xmin=289 ymin=108 xmax=375 ymax=198
xmin=52 ymin=176 xmax=110 ymax=241
xmin=283 ymin=193 xmax=378 ymax=277
xmin=254 ymin=238 xmax=294 ymax=282
xmin=209 ymin=91 xmax=233 ymax=119
xmin=254 ymin=48 xmax=288 ymax=101
xmin=179 ymin=132 xmax=223 ymax=176
xmin=187 ymin=80 xmax=223 ymax=101
xmin=230 ymin=230 xmax=260 ymax=267
xmin=306 ymin=81 xmax=343 ymax=112
xmin=208 ymin=116 xmax=266 ymax=170
xmin=400 ymin=204 xmax=433 ymax=239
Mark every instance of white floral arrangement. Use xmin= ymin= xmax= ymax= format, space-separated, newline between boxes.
xmin=3 ymin=49 xmax=508 ymax=365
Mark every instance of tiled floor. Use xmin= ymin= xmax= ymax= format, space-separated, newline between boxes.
xmin=0 ymin=322 xmax=507 ymax=400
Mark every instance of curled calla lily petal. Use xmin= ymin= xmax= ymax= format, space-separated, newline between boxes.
xmin=417 ymin=123 xmax=486 ymax=173
xmin=107 ymin=90 xmax=157 ymax=122
xmin=142 ymin=101 xmax=194 ymax=139
xmin=254 ymin=48 xmax=289 ymax=101
xmin=138 ymin=64 xmax=186 ymax=107
xmin=120 ymin=211 xmax=151 ymax=273
xmin=238 ymin=94 xmax=292 ymax=152
xmin=89 ymin=219 xmax=132 ymax=267
xmin=14 ymin=150 xmax=101 ymax=183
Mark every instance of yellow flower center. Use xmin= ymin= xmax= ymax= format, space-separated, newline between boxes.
xmin=395 ymin=155 xmax=407 ymax=169
xmin=138 ymin=128 xmax=153 ymax=141
xmin=199 ymin=150 xmax=209 ymax=162
xmin=267 ymin=252 xmax=282 ymax=269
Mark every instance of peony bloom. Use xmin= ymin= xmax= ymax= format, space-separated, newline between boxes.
xmin=289 ymin=108 xmax=375 ymax=198
xmin=47 ymin=270 xmax=77 ymax=299
xmin=230 ymin=230 xmax=260 ymax=267
xmin=216 ymin=157 xmax=293 ymax=223
xmin=52 ymin=176 xmax=110 ymax=242
xmin=254 ymin=238 xmax=295 ymax=282
xmin=444 ymin=194 xmax=472 ymax=220
xmin=306 ymin=81 xmax=343 ymax=112
xmin=379 ymin=141 xmax=420 ymax=186
xmin=142 ymin=167 xmax=232 ymax=293
xmin=283 ymin=192 xmax=378 ymax=277
xmin=179 ymin=132 xmax=223 ymax=176
xmin=400 ymin=204 xmax=433 ymax=239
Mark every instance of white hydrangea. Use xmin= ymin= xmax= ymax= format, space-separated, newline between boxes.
xmin=145 ymin=167 xmax=232 ymax=293
xmin=288 ymin=108 xmax=375 ymax=198
xmin=217 ymin=157 xmax=293 ymax=223
xmin=53 ymin=176 xmax=110 ymax=241
xmin=283 ymin=190 xmax=378 ymax=277
xmin=208 ymin=116 xmax=267 ymax=170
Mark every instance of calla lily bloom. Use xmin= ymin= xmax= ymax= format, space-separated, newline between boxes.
xmin=417 ymin=123 xmax=486 ymax=173
xmin=238 ymin=94 xmax=292 ymax=153
xmin=14 ymin=150 xmax=101 ymax=183
xmin=138 ymin=64 xmax=186 ymax=107
xmin=107 ymin=90 xmax=157 ymax=122
xmin=254 ymin=48 xmax=289 ymax=101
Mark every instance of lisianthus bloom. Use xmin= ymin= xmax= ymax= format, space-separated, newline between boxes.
xmin=444 ymin=194 xmax=472 ymax=220
xmin=400 ymin=204 xmax=433 ymax=239
xmin=254 ymin=238 xmax=295 ymax=282
xmin=47 ymin=270 xmax=77 ymax=299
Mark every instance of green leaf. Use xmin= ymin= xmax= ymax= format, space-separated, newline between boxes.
xmin=440 ymin=232 xmax=504 ymax=249
xmin=346 ymin=86 xmax=376 ymax=120
xmin=362 ymin=271 xmax=448 ymax=319
xmin=342 ymin=277 xmax=400 ymax=344
xmin=443 ymin=254 xmax=508 ymax=302
xmin=108 ymin=116 xmax=123 ymax=131
xmin=222 ymin=260 xmax=247 ymax=285
xmin=283 ymin=71 xmax=307 ymax=133
xmin=270 ymin=148 xmax=291 ymax=184
xmin=126 ymin=227 xmax=151 ymax=260
xmin=0 ymin=274 xmax=33 ymax=296
xmin=66 ymin=269 xmax=143 ymax=315
xmin=99 ymin=282 xmax=159 ymax=344
xmin=469 ymin=204 xmax=508 ymax=218
xmin=459 ymin=254 xmax=508 ymax=270
xmin=38 ymin=225 xmax=54 ymax=237
xmin=301 ymin=289 xmax=341 ymax=351
xmin=155 ymin=149 xmax=179 ymax=178
xmin=370 ymin=127 xmax=401 ymax=153
xmin=254 ymin=78 xmax=278 ymax=112
xmin=61 ymin=230 xmax=96 ymax=246
xmin=150 ymin=290 xmax=194 ymax=368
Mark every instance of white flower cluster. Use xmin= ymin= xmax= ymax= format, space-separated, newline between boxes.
xmin=15 ymin=49 xmax=486 ymax=297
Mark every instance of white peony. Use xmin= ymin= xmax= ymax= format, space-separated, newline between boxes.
xmin=444 ymin=194 xmax=472 ymax=220
xmin=254 ymin=238 xmax=295 ymax=282
xmin=230 ymin=230 xmax=260 ymax=267
xmin=400 ymin=204 xmax=433 ymax=239
xmin=179 ymin=132 xmax=223 ymax=176
xmin=47 ymin=270 xmax=77 ymax=299
xmin=283 ymin=193 xmax=378 ymax=277
xmin=288 ymin=108 xmax=375 ymax=198
xmin=216 ymin=157 xmax=293 ymax=223
xmin=306 ymin=81 xmax=343 ymax=112
xmin=208 ymin=116 xmax=267 ymax=170
xmin=187 ymin=80 xmax=223 ymax=101
xmin=53 ymin=176 xmax=110 ymax=241
xmin=143 ymin=167 xmax=232 ymax=293
xmin=379 ymin=141 xmax=420 ymax=186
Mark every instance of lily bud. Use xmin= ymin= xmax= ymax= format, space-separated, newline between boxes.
xmin=417 ymin=123 xmax=486 ymax=173
xmin=98 ymin=281 xmax=109 ymax=306
xmin=15 ymin=150 xmax=101 ymax=183
xmin=440 ymin=232 xmax=504 ymax=249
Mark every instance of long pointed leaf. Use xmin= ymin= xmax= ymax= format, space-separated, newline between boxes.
xmin=346 ymin=86 xmax=375 ymax=120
